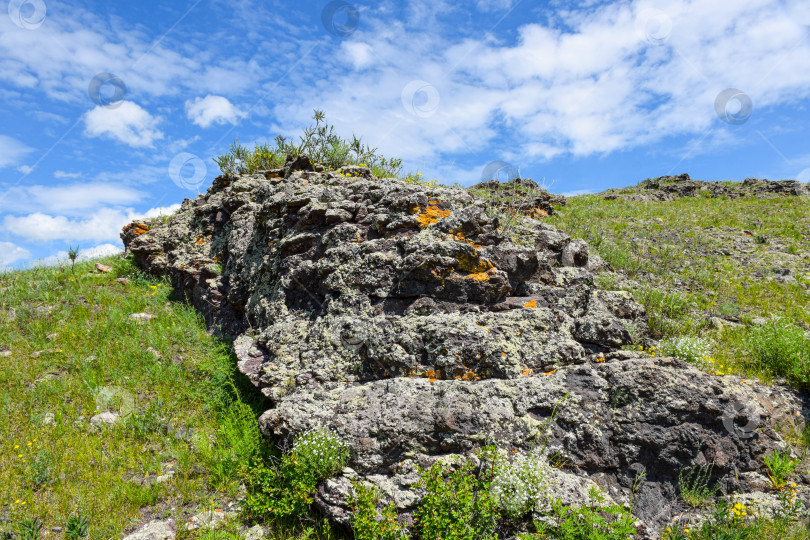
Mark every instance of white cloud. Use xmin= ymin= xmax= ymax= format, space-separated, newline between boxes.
xmin=3 ymin=204 xmax=182 ymax=244
xmin=0 ymin=182 xmax=145 ymax=216
xmin=84 ymin=101 xmax=163 ymax=148
xmin=0 ymin=134 xmax=32 ymax=168
xmin=54 ymin=171 xmax=82 ymax=179
xmin=185 ymin=95 xmax=245 ymax=128
xmin=0 ymin=241 xmax=30 ymax=266
xmin=267 ymin=0 xmax=810 ymax=168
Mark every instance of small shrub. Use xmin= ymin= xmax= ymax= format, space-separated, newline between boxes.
xmin=349 ymin=482 xmax=406 ymax=540
xmin=764 ymin=450 xmax=798 ymax=489
xmin=746 ymin=318 xmax=810 ymax=388
xmin=534 ymin=486 xmax=638 ymax=539
xmin=659 ymin=336 xmax=712 ymax=364
xmin=490 ymin=452 xmax=551 ymax=518
xmin=214 ymin=110 xmax=403 ymax=179
xmin=291 ymin=428 xmax=350 ymax=481
xmin=415 ymin=451 xmax=499 ymax=540
xmin=678 ymin=463 xmax=717 ymax=507
xmin=243 ymin=428 xmax=349 ymax=521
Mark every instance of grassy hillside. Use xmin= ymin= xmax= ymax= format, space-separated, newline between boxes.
xmin=0 ymin=257 xmax=342 ymax=540
xmin=548 ymin=192 xmax=810 ymax=390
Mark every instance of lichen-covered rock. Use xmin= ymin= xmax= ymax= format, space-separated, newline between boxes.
xmin=122 ymin=161 xmax=807 ymax=538
xmin=601 ymin=173 xmax=810 ymax=202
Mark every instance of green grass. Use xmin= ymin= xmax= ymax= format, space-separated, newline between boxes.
xmin=546 ymin=193 xmax=810 ymax=389
xmin=0 ymin=256 xmax=344 ymax=540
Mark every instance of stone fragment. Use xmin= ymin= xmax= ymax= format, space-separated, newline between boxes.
xmin=90 ymin=412 xmax=120 ymax=426
xmin=123 ymin=519 xmax=175 ymax=540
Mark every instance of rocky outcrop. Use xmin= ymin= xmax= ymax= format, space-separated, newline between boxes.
xmin=601 ymin=173 xmax=810 ymax=202
xmin=122 ymin=158 xmax=807 ymax=537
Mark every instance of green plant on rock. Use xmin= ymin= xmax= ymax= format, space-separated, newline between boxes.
xmin=349 ymin=481 xmax=407 ymax=540
xmin=764 ymin=450 xmax=798 ymax=489
xmin=214 ymin=110 xmax=403 ymax=179
xmin=243 ymin=428 xmax=350 ymax=521
xmin=533 ymin=486 xmax=638 ymax=539
xmin=678 ymin=463 xmax=717 ymax=507
xmin=490 ymin=451 xmax=552 ymax=519
xmin=415 ymin=449 xmax=499 ymax=540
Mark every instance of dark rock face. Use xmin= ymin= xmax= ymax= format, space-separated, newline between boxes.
xmin=123 ymin=163 xmax=806 ymax=538
xmin=602 ymin=173 xmax=810 ymax=201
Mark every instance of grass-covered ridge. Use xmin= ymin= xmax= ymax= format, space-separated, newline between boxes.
xmin=547 ymin=192 xmax=810 ymax=390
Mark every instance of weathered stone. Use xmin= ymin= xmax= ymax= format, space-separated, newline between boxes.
xmin=123 ymin=519 xmax=175 ymax=540
xmin=121 ymin=159 xmax=807 ymax=538
xmin=90 ymin=412 xmax=120 ymax=426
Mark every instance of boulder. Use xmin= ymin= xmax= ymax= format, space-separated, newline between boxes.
xmin=122 ymin=160 xmax=807 ymax=537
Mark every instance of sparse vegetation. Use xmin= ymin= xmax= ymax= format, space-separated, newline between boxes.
xmin=214 ymin=110 xmax=403 ymax=179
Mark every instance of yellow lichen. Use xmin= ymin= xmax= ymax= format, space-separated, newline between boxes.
xmin=413 ymin=202 xmax=451 ymax=228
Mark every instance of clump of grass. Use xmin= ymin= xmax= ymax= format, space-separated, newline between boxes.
xmin=764 ymin=450 xmax=798 ymax=489
xmin=745 ymin=318 xmax=810 ymax=388
xmin=678 ymin=463 xmax=717 ymax=507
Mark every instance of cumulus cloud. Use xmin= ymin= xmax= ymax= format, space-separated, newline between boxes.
xmin=268 ymin=0 xmax=810 ymax=171
xmin=185 ymin=95 xmax=245 ymax=128
xmin=84 ymin=101 xmax=163 ymax=148
xmin=0 ymin=241 xmax=31 ymax=267
xmin=0 ymin=134 xmax=33 ymax=168
xmin=3 ymin=204 xmax=181 ymax=243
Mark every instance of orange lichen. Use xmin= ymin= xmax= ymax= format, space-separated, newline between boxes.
xmin=456 ymin=252 xmax=494 ymax=274
xmin=414 ymin=201 xmax=451 ymax=228
xmin=449 ymin=230 xmax=483 ymax=249
xmin=522 ymin=368 xmax=532 ymax=376
xmin=196 ymin=235 xmax=211 ymax=245
xmin=523 ymin=300 xmax=537 ymax=308
xmin=544 ymin=369 xmax=557 ymax=377
xmin=465 ymin=271 xmax=492 ymax=282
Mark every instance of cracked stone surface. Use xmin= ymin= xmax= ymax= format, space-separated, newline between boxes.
xmin=123 ymin=158 xmax=808 ymax=538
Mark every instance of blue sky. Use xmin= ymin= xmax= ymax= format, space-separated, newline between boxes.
xmin=2 ymin=0 xmax=810 ymax=268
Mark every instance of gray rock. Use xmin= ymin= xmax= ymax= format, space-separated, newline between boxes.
xmin=123 ymin=519 xmax=175 ymax=540
xmin=561 ymin=238 xmax=589 ymax=267
xmin=121 ymin=159 xmax=806 ymax=537
xmin=90 ymin=412 xmax=120 ymax=426
xmin=130 ymin=313 xmax=155 ymax=322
